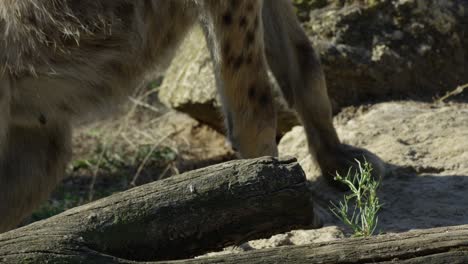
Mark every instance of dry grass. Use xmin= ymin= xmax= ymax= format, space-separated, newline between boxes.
xmin=436 ymin=83 xmax=468 ymax=103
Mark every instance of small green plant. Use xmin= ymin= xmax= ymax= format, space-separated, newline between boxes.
xmin=330 ymin=160 xmax=382 ymax=237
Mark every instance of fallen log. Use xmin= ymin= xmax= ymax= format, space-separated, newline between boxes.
xmin=0 ymin=157 xmax=317 ymax=263
xmin=169 ymin=224 xmax=468 ymax=264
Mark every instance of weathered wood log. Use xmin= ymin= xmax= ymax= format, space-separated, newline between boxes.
xmin=168 ymin=225 xmax=468 ymax=264
xmin=0 ymin=157 xmax=317 ymax=263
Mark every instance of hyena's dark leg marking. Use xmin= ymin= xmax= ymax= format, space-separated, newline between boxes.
xmin=201 ymin=0 xmax=277 ymax=158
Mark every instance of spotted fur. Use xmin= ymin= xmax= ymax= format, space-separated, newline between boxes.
xmin=0 ymin=0 xmax=385 ymax=232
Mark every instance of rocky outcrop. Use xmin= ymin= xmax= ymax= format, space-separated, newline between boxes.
xmin=306 ymin=0 xmax=468 ymax=108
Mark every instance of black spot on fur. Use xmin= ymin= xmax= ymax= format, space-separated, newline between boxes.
xmin=225 ymin=54 xmax=235 ymax=69
xmin=254 ymin=15 xmax=259 ymax=28
xmin=59 ymin=103 xmax=74 ymax=114
xmin=245 ymin=30 xmax=255 ymax=47
xmin=223 ymin=42 xmax=231 ymax=57
xmin=245 ymin=52 xmax=253 ymax=65
xmin=25 ymin=14 xmax=38 ymax=27
xmin=259 ymin=91 xmax=271 ymax=106
xmin=247 ymin=3 xmax=254 ymax=12
xmin=239 ymin=16 xmax=247 ymax=28
xmin=164 ymin=30 xmax=173 ymax=46
xmin=233 ymin=55 xmax=244 ymax=71
xmin=222 ymin=12 xmax=233 ymax=26
xmin=248 ymin=85 xmax=256 ymax=100
xmin=39 ymin=114 xmax=47 ymax=125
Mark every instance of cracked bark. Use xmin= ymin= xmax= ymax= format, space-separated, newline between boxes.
xmin=173 ymin=224 xmax=468 ymax=264
xmin=0 ymin=157 xmax=318 ymax=263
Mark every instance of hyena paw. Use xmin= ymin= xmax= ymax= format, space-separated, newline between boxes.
xmin=319 ymin=144 xmax=385 ymax=191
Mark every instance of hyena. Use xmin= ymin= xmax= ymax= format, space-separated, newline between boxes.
xmin=0 ymin=0 xmax=384 ymax=232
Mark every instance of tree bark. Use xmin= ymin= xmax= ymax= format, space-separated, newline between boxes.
xmin=0 ymin=157 xmax=317 ymax=263
xmin=170 ymin=225 xmax=468 ymax=264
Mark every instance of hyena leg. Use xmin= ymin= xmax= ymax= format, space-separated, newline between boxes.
xmin=262 ymin=0 xmax=384 ymax=187
xmin=201 ymin=0 xmax=277 ymax=158
xmin=0 ymin=120 xmax=71 ymax=232
xmin=0 ymin=78 xmax=10 ymax=158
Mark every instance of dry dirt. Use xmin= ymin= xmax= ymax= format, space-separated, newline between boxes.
xmin=239 ymin=101 xmax=468 ymax=251
xmin=203 ymin=100 xmax=468 ymax=256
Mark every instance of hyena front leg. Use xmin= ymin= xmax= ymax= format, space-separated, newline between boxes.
xmin=201 ymin=0 xmax=277 ymax=158
xmin=0 ymin=76 xmax=72 ymax=232
xmin=0 ymin=118 xmax=72 ymax=232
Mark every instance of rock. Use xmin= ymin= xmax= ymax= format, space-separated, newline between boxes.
xmin=278 ymin=101 xmax=468 ymax=232
xmin=157 ymin=27 xmax=222 ymax=132
xmin=159 ymin=0 xmax=467 ymax=133
xmin=305 ymin=0 xmax=468 ymax=108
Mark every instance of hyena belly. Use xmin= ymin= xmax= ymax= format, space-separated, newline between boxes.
xmin=6 ymin=0 xmax=195 ymax=126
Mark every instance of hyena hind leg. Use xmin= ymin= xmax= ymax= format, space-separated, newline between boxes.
xmin=262 ymin=0 xmax=385 ymax=188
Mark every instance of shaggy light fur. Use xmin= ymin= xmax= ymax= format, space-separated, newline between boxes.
xmin=0 ymin=0 xmax=384 ymax=232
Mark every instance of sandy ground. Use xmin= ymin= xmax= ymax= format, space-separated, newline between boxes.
xmin=203 ymin=101 xmax=468 ymax=255
xmin=335 ymin=102 xmax=468 ymax=232
xmin=245 ymin=101 xmax=468 ymax=249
